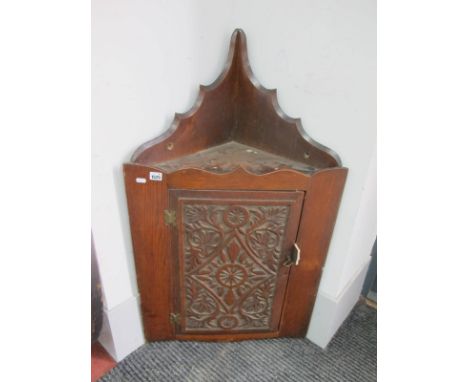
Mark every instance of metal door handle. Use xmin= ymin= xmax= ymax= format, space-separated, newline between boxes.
xmin=284 ymin=243 xmax=301 ymax=267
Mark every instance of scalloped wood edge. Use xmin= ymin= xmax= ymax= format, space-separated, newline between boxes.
xmin=131 ymin=29 xmax=342 ymax=170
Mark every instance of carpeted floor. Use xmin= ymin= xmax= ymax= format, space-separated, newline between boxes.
xmin=99 ymin=303 xmax=376 ymax=381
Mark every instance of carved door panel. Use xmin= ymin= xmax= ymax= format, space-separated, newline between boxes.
xmin=169 ymin=190 xmax=304 ymax=337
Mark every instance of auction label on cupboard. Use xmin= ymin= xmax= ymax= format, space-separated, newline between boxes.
xmin=149 ymin=172 xmax=163 ymax=181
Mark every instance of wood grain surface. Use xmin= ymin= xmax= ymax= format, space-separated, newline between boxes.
xmin=124 ymin=29 xmax=347 ymax=342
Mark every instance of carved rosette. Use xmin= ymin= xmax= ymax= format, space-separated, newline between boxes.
xmin=182 ymin=203 xmax=290 ymax=331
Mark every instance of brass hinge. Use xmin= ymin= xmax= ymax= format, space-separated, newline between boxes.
xmin=164 ymin=209 xmax=176 ymax=226
xmin=169 ymin=312 xmax=180 ymax=325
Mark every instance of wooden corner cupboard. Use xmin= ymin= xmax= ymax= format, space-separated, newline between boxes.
xmin=124 ymin=29 xmax=347 ymax=342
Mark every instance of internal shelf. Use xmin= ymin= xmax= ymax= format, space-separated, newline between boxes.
xmin=153 ymin=141 xmax=317 ymax=175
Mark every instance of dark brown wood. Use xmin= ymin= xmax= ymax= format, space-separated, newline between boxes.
xmin=281 ymin=168 xmax=348 ymax=337
xmin=156 ymin=141 xmax=317 ymax=174
xmin=131 ymin=29 xmax=340 ymax=170
xmin=124 ymin=29 xmax=347 ymax=342
xmin=169 ymin=190 xmax=304 ymax=338
xmin=123 ymin=164 xmax=172 ymax=340
xmin=167 ymin=167 xmax=311 ymax=191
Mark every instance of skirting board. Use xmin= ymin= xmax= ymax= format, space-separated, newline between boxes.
xmin=98 ymin=262 xmax=370 ymax=358
xmin=98 ymin=295 xmax=145 ymax=361
xmin=307 ymin=258 xmax=371 ymax=348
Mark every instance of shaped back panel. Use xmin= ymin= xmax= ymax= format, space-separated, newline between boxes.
xmin=131 ymin=29 xmax=341 ymax=170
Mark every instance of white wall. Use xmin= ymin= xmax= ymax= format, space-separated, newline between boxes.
xmin=92 ymin=0 xmax=376 ymax=359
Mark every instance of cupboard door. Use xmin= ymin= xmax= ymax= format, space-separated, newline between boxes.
xmin=169 ymin=190 xmax=304 ymax=337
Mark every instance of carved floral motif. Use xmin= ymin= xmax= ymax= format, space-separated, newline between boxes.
xmin=182 ymin=202 xmax=290 ymax=331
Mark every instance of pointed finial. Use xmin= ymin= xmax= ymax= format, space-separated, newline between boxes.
xmin=228 ymin=28 xmax=249 ymax=74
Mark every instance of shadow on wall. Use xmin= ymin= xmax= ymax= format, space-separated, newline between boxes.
xmin=361 ymin=238 xmax=377 ymax=303
xmin=92 ymin=234 xmax=103 ymax=343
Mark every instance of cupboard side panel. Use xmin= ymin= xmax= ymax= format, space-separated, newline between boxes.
xmin=123 ymin=164 xmax=173 ymax=340
xmin=280 ymin=168 xmax=348 ymax=337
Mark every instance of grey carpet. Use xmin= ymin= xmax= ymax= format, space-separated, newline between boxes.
xmin=99 ymin=303 xmax=376 ymax=382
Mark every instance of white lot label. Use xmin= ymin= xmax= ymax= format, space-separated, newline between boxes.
xmin=136 ymin=177 xmax=147 ymax=184
xmin=149 ymin=171 xmax=163 ymax=181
